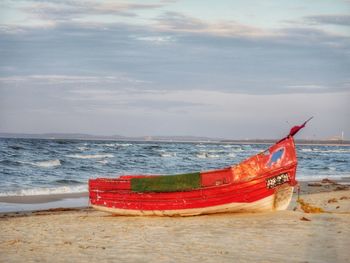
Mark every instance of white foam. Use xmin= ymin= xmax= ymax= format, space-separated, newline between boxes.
xmin=297 ymin=173 xmax=350 ymax=182
xmin=66 ymin=154 xmax=114 ymax=159
xmin=223 ymin=145 xmax=243 ymax=152
xmin=0 ymin=185 xmax=87 ymax=197
xmin=103 ymin=143 xmax=132 ymax=147
xmin=102 ymin=143 xmax=116 ymax=147
xmin=160 ymin=152 xmax=177 ymax=157
xmin=196 ymin=153 xmax=208 ymax=158
xmin=232 ymin=147 xmax=243 ymax=152
xmin=77 ymin=146 xmax=88 ymax=151
xmin=301 ymin=148 xmax=350 ymax=153
xmin=117 ymin=143 xmax=132 ymax=147
xmin=196 ymin=153 xmax=220 ymax=158
xmin=30 ymin=159 xmax=61 ymax=168
xmin=320 ymin=149 xmax=350 ymax=153
xmin=97 ymin=160 xmax=109 ymax=164
xmin=207 ymin=154 xmax=220 ymax=158
xmin=228 ymin=153 xmax=236 ymax=158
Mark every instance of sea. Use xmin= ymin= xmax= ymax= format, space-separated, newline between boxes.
xmin=0 ymin=138 xmax=349 ymax=198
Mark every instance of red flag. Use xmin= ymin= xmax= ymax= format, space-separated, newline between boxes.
xmin=289 ymin=117 xmax=313 ymax=137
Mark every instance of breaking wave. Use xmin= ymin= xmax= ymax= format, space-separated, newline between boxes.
xmin=66 ymin=154 xmax=114 ymax=159
xmin=196 ymin=153 xmax=220 ymax=158
xmin=117 ymin=143 xmax=133 ymax=147
xmin=196 ymin=153 xmax=208 ymax=159
xmin=301 ymin=148 xmax=350 ymax=153
xmin=0 ymin=185 xmax=87 ymax=197
xmin=160 ymin=152 xmax=177 ymax=157
xmin=30 ymin=159 xmax=61 ymax=168
xmin=55 ymin=179 xmax=83 ymax=185
xmin=77 ymin=146 xmax=88 ymax=151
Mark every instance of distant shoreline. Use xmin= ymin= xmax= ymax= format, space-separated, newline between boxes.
xmin=1 ymin=133 xmax=349 ymax=146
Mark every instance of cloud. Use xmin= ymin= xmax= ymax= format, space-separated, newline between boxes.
xmin=154 ymin=11 xmax=269 ymax=37
xmin=123 ymin=99 xmax=206 ymax=111
xmin=0 ymin=74 xmax=148 ymax=85
xmin=305 ymin=15 xmax=350 ymax=26
xmin=24 ymin=1 xmax=165 ymax=21
xmin=0 ymin=0 xmax=167 ymax=29
xmin=0 ymin=6 xmax=349 ymax=96
xmin=1 ymin=21 xmax=349 ymax=95
xmin=0 ymin=1 xmax=349 ymax=137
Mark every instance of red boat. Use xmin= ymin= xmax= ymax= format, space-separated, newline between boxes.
xmin=89 ymin=120 xmax=311 ymax=216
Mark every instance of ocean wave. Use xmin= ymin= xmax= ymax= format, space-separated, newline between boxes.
xmin=55 ymin=179 xmax=83 ymax=185
xmin=77 ymin=146 xmax=88 ymax=151
xmin=66 ymin=154 xmax=114 ymax=159
xmin=97 ymin=160 xmax=109 ymax=164
xmin=9 ymin=145 xmax=25 ymax=150
xmin=320 ymin=149 xmax=350 ymax=153
xmin=0 ymin=159 xmax=22 ymax=166
xmin=297 ymin=174 xmax=350 ymax=182
xmin=322 ymin=166 xmax=336 ymax=171
xmin=160 ymin=152 xmax=177 ymax=157
xmin=55 ymin=140 xmax=72 ymax=145
xmin=196 ymin=153 xmax=220 ymax=158
xmin=30 ymin=159 xmax=61 ymax=168
xmin=301 ymin=148 xmax=313 ymax=152
xmin=232 ymin=147 xmax=243 ymax=152
xmin=227 ymin=153 xmax=236 ymax=158
xmin=117 ymin=143 xmax=132 ymax=147
xmin=223 ymin=145 xmax=243 ymax=152
xmin=208 ymin=149 xmax=222 ymax=153
xmin=301 ymin=148 xmax=350 ymax=153
xmin=196 ymin=153 xmax=208 ymax=158
xmin=0 ymin=185 xmax=87 ymax=197
xmin=102 ymin=143 xmax=132 ymax=147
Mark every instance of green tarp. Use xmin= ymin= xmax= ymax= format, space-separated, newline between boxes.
xmin=131 ymin=172 xmax=201 ymax=192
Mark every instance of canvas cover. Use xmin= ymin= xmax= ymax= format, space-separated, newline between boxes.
xmin=131 ymin=172 xmax=201 ymax=192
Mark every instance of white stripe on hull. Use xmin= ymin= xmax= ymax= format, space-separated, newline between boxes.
xmin=91 ymin=187 xmax=294 ymax=216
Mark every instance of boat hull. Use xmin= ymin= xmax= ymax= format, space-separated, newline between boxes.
xmin=89 ymin=136 xmax=298 ymax=216
xmin=91 ymin=185 xmax=294 ymax=216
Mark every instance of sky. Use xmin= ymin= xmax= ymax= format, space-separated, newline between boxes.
xmin=0 ymin=0 xmax=349 ymax=139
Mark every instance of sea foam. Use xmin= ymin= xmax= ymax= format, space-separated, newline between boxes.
xmin=30 ymin=159 xmax=61 ymax=168
xmin=160 ymin=152 xmax=177 ymax=157
xmin=0 ymin=185 xmax=87 ymax=197
xmin=66 ymin=154 xmax=114 ymax=159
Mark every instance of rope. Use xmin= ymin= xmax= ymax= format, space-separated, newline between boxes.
xmin=297 ymin=183 xmax=300 ymax=202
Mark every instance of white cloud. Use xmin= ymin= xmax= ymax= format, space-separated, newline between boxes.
xmin=0 ymin=74 xmax=149 ymax=85
xmin=153 ymin=11 xmax=272 ymax=38
xmin=286 ymin=84 xmax=328 ymax=90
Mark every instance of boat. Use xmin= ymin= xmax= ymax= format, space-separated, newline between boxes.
xmin=89 ymin=119 xmax=312 ymax=216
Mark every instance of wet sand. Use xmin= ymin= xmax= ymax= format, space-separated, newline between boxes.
xmin=0 ymin=192 xmax=88 ymax=204
xmin=1 ymin=182 xmax=350 ymax=263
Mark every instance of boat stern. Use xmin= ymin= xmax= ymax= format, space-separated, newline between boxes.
xmin=273 ymin=185 xmax=294 ymax=211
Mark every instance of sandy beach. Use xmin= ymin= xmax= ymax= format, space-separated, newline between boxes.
xmin=1 ymin=182 xmax=350 ymax=263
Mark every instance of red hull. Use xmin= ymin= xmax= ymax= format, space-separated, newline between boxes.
xmin=89 ymin=136 xmax=298 ymax=215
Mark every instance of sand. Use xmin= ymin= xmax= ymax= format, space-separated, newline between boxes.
xmin=1 ymin=185 xmax=350 ymax=262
